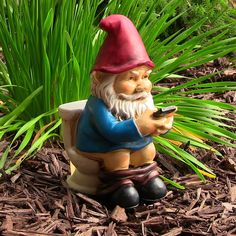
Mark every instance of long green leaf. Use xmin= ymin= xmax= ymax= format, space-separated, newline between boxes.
xmin=0 ymin=86 xmax=43 ymax=126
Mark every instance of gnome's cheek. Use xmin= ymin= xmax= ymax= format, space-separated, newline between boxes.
xmin=114 ymin=80 xmax=135 ymax=95
xmin=143 ymin=79 xmax=152 ymax=92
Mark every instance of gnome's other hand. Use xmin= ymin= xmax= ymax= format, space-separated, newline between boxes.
xmin=135 ymin=109 xmax=174 ymax=136
xmin=153 ymin=115 xmax=174 ymax=136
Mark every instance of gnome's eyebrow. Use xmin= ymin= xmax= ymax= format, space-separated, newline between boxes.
xmin=130 ymin=70 xmax=152 ymax=76
xmin=130 ymin=70 xmax=140 ymax=76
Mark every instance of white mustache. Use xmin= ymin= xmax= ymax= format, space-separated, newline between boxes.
xmin=118 ymin=92 xmax=149 ymax=101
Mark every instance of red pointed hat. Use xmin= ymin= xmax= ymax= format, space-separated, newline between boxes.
xmin=92 ymin=14 xmax=154 ymax=74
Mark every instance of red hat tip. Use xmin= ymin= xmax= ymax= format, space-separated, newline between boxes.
xmin=93 ymin=14 xmax=154 ymax=74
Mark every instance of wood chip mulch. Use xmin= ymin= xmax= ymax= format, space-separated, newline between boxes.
xmin=0 ymin=142 xmax=235 ymax=236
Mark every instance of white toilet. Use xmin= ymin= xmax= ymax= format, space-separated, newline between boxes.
xmin=58 ymin=100 xmax=101 ymax=195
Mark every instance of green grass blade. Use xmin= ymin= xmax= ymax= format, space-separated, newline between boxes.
xmin=0 ymin=146 xmax=10 ymax=170
xmin=13 ymin=125 xmax=35 ymax=158
xmin=155 ymin=136 xmax=214 ymax=174
xmin=0 ymin=86 xmax=43 ymax=126
xmin=160 ymin=175 xmax=185 ymax=190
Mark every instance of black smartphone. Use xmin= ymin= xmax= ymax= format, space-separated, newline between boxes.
xmin=153 ymin=106 xmax=177 ymax=118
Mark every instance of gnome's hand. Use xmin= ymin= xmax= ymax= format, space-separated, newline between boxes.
xmin=153 ymin=115 xmax=174 ymax=136
xmin=135 ymin=109 xmax=174 ymax=136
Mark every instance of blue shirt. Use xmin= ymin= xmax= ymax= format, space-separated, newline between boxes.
xmin=76 ymin=96 xmax=152 ymax=153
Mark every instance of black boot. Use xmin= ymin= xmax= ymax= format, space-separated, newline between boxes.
xmin=98 ymin=170 xmax=140 ymax=209
xmin=110 ymin=183 xmax=139 ymax=209
xmin=137 ymin=176 xmax=167 ymax=203
xmin=132 ymin=162 xmax=167 ymax=203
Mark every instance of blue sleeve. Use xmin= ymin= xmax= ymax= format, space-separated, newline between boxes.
xmin=89 ymin=97 xmax=143 ymax=143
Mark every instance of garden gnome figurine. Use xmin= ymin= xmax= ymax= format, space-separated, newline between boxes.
xmin=75 ymin=15 xmax=174 ymax=208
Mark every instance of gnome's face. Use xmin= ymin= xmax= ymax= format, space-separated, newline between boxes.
xmin=92 ymin=65 xmax=155 ymax=120
xmin=113 ymin=65 xmax=152 ymax=101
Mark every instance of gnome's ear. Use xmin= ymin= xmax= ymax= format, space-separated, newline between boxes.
xmin=91 ymin=71 xmax=98 ymax=80
xmin=91 ymin=71 xmax=112 ymax=83
xmin=91 ymin=71 xmax=102 ymax=84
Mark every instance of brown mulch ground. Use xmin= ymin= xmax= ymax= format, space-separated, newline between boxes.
xmin=0 ymin=142 xmax=236 ymax=236
xmin=0 ymin=59 xmax=236 ymax=236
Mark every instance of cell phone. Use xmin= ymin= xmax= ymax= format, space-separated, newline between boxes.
xmin=153 ymin=106 xmax=177 ymax=118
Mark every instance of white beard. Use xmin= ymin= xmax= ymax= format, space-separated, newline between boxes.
xmin=91 ymin=76 xmax=155 ymax=120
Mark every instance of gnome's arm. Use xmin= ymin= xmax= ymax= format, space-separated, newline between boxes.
xmin=90 ymin=98 xmax=143 ymax=143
